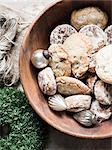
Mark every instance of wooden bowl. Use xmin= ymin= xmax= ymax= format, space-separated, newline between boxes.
xmin=20 ymin=0 xmax=112 ymax=139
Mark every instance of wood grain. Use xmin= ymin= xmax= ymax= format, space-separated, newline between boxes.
xmin=20 ymin=0 xmax=112 ymax=139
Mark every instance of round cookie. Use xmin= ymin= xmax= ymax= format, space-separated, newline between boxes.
xmin=72 ymin=53 xmax=89 ymax=79
xmin=63 ymin=33 xmax=93 ymax=61
xmin=56 ymin=76 xmax=91 ymax=95
xmin=105 ymin=25 xmax=112 ymax=45
xmin=94 ymin=80 xmax=112 ymax=105
xmin=80 ymin=24 xmax=107 ymax=72
xmin=95 ymin=45 xmax=112 ymax=84
xmin=90 ymin=100 xmax=111 ymax=122
xmin=71 ymin=7 xmax=108 ymax=30
xmin=0 ymin=88 xmax=47 ymax=150
xmin=50 ymin=24 xmax=77 ymax=44
xmin=48 ymin=44 xmax=71 ymax=77
xmin=79 ymin=24 xmax=107 ymax=52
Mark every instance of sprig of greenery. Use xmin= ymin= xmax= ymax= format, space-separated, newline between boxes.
xmin=0 ymin=87 xmax=48 ymax=150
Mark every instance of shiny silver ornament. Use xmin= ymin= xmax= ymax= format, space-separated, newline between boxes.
xmin=31 ymin=49 xmax=49 ymax=69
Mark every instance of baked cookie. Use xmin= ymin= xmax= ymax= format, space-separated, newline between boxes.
xmin=105 ymin=25 xmax=112 ymax=45
xmin=80 ymin=24 xmax=107 ymax=72
xmin=71 ymin=7 xmax=108 ymax=30
xmin=38 ymin=67 xmax=57 ymax=95
xmin=48 ymin=44 xmax=71 ymax=77
xmin=94 ymin=80 xmax=112 ymax=105
xmin=63 ymin=33 xmax=93 ymax=61
xmin=90 ymin=100 xmax=111 ymax=122
xmin=64 ymin=95 xmax=91 ymax=112
xmin=86 ymin=74 xmax=97 ymax=92
xmin=56 ymin=76 xmax=91 ymax=95
xmin=72 ymin=53 xmax=89 ymax=79
xmin=50 ymin=24 xmax=77 ymax=44
xmin=95 ymin=45 xmax=112 ymax=84
xmin=79 ymin=25 xmax=107 ymax=51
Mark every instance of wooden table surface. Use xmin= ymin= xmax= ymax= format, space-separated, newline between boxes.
xmin=0 ymin=0 xmax=111 ymax=149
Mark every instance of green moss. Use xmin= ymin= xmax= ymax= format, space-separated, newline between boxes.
xmin=0 ymin=87 xmax=48 ymax=150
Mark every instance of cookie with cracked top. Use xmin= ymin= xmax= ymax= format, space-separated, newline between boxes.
xmin=56 ymin=76 xmax=91 ymax=95
xmin=105 ymin=25 xmax=112 ymax=45
xmin=96 ymin=45 xmax=112 ymax=84
xmin=71 ymin=7 xmax=108 ymax=30
xmin=50 ymin=24 xmax=77 ymax=44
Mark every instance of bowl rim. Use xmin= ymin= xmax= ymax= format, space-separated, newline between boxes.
xmin=20 ymin=0 xmax=112 ymax=139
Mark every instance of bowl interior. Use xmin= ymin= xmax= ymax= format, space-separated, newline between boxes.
xmin=20 ymin=0 xmax=112 ymax=138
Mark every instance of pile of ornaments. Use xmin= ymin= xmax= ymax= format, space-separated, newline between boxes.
xmin=31 ymin=7 xmax=112 ymax=127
